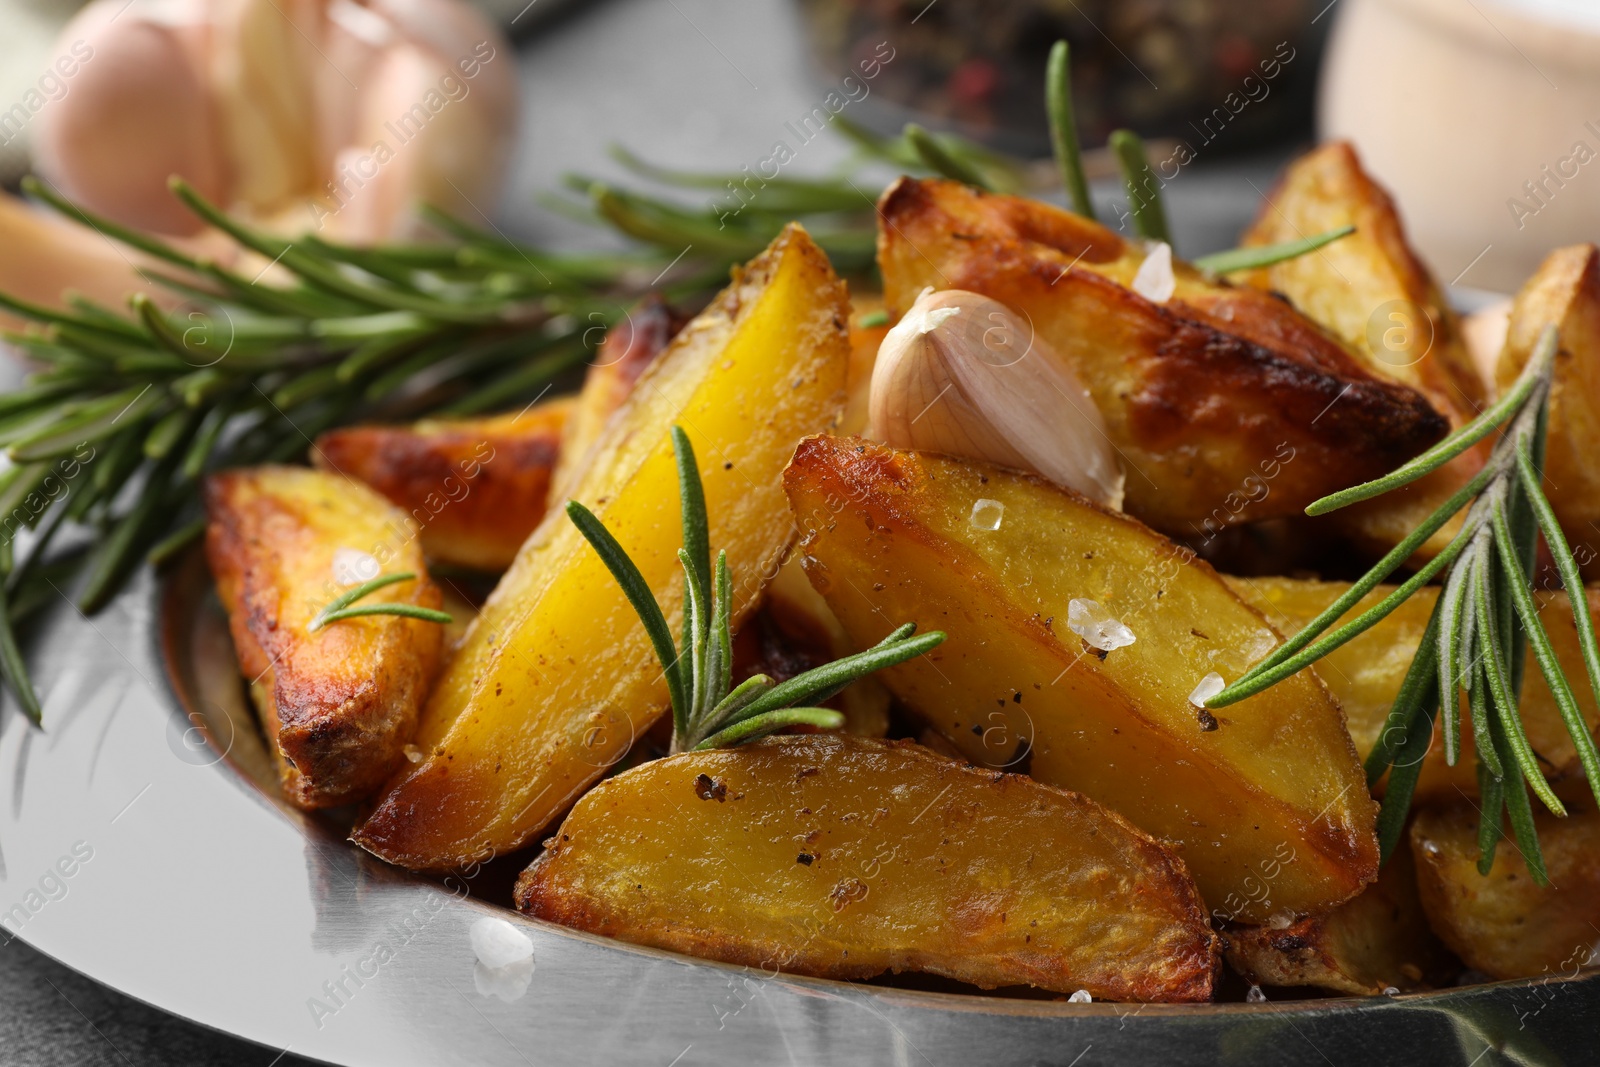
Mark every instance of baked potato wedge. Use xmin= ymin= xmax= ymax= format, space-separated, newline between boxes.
xmin=314 ymin=399 xmax=571 ymax=572
xmin=1224 ymin=841 xmax=1449 ymax=995
xmin=784 ymin=435 xmax=1379 ymax=922
xmin=1240 ymin=141 xmax=1488 ymax=562
xmin=550 ymin=294 xmax=684 ymax=500
xmin=352 ymin=224 xmax=851 ymax=869
xmin=204 ymin=466 xmax=445 ymax=809
xmin=1495 ymin=245 xmax=1600 ymax=579
xmin=1411 ymin=801 xmax=1600 ymax=980
xmin=874 ymin=176 xmax=1447 ymax=538
xmin=1228 ymin=576 xmax=1600 ymax=799
xmin=515 ymin=734 xmax=1219 ymax=1002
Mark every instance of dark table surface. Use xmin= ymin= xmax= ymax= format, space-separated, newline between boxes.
xmin=0 ymin=0 xmax=1291 ymax=1062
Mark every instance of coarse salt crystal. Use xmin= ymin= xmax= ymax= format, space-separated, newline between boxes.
xmin=471 ymin=916 xmax=534 ymax=970
xmin=1067 ymin=598 xmax=1136 ymax=652
xmin=1266 ymin=910 xmax=1295 ymax=930
xmin=1246 ymin=984 xmax=1268 ymax=1003
xmin=1242 ymin=629 xmax=1277 ymax=665
xmin=474 ymin=955 xmax=534 ymax=1002
xmin=1189 ymin=672 xmax=1225 ymax=708
xmin=969 ymin=498 xmax=1005 ymax=531
xmin=1132 ymin=242 xmax=1176 ymax=304
xmin=331 ymin=547 xmax=381 ymax=587
xmin=1068 ymin=989 xmax=1092 ymax=1004
xmin=1382 ymin=986 xmax=1400 ymax=996
xmin=403 ymin=744 xmax=423 ymax=763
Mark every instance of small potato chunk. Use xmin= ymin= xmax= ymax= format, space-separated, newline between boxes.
xmin=1239 ymin=141 xmax=1487 ymax=563
xmin=352 ymin=225 xmax=851 ymax=869
xmin=1495 ymin=244 xmax=1600 ymax=579
xmin=204 ymin=466 xmax=444 ymax=809
xmin=875 ymin=176 xmax=1447 ymax=538
xmin=1411 ymin=801 xmax=1600 ymax=980
xmin=1229 ymin=576 xmax=1600 ymax=800
xmin=784 ymin=436 xmax=1379 ymax=922
xmin=515 ymin=735 xmax=1219 ymax=1002
xmin=550 ymin=294 xmax=684 ymax=500
xmin=1225 ymin=842 xmax=1449 ymax=995
xmin=314 ymin=400 xmax=570 ymax=572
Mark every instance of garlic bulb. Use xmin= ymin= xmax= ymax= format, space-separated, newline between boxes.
xmin=32 ymin=0 xmax=517 ymax=243
xmin=869 ymin=288 xmax=1124 ymax=509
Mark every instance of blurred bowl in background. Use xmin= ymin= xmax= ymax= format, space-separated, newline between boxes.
xmin=1320 ymin=0 xmax=1600 ymax=293
xmin=796 ymin=0 xmax=1326 ymax=155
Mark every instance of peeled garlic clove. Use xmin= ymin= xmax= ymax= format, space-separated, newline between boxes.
xmin=869 ymin=288 xmax=1125 ymax=509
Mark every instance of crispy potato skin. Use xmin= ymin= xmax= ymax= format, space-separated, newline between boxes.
xmin=352 ymin=225 xmax=851 ymax=869
xmin=1411 ymin=801 xmax=1600 ymax=980
xmin=516 ymin=735 xmax=1219 ymax=1002
xmin=550 ymin=294 xmax=685 ymax=500
xmin=314 ymin=400 xmax=571 ymax=572
xmin=1496 ymin=245 xmax=1600 ymax=579
xmin=1240 ymin=142 xmax=1488 ymax=563
xmin=1229 ymin=577 xmax=1600 ymax=799
xmin=204 ymin=467 xmax=444 ymax=809
xmin=784 ymin=435 xmax=1379 ymax=922
xmin=875 ymin=177 xmax=1447 ymax=537
xmin=1224 ymin=842 xmax=1449 ymax=994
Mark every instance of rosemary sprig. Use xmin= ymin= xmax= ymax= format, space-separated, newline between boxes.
xmin=307 ymin=571 xmax=451 ymax=633
xmin=1192 ymin=225 xmax=1357 ymax=276
xmin=1109 ymin=130 xmax=1172 ymax=245
xmin=567 ymin=426 xmax=943 ymax=753
xmin=1206 ymin=326 xmax=1596 ymax=879
xmin=1046 ymin=40 xmax=1096 ymax=220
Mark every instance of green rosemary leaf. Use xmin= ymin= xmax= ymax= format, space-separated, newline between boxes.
xmin=429 ymin=337 xmax=588 ymax=417
xmin=677 ymin=547 xmax=710 ymax=721
xmin=1464 ymin=552 xmax=1504 ymax=782
xmin=1045 ymin=40 xmax=1096 ymax=219
xmin=704 ymin=673 xmax=774 ymax=735
xmin=566 ymin=500 xmax=687 ymax=722
xmin=10 ymin=387 xmax=164 ymax=463
xmin=1364 ymin=593 xmax=1443 ymax=785
xmin=147 ymin=516 xmax=206 ymax=567
xmin=313 ymin=603 xmax=453 ymax=628
xmin=712 ymin=549 xmax=732 ymax=709
xmin=1192 ymin=226 xmax=1356 ymax=276
xmin=1307 ymin=326 xmax=1559 ymax=516
xmin=736 ymin=626 xmax=944 ymax=723
xmin=1435 ymin=561 xmax=1472 ymax=764
xmin=1486 ymin=711 xmax=1548 ymax=886
xmin=857 ymin=309 xmax=889 ymax=329
xmin=1474 ymin=718 xmax=1506 ymax=876
xmin=1109 ymin=130 xmax=1171 ymax=245
xmin=309 ymin=571 xmax=416 ymax=623
xmin=23 ymin=175 xmax=198 ymax=273
xmin=693 ymin=707 xmax=846 ymax=751
xmin=1372 ymin=688 xmax=1438 ymax=863
xmin=143 ymin=406 xmax=200 ymax=460
xmin=0 ymin=584 xmax=42 ymax=724
xmin=671 ymin=427 xmax=713 ymax=617
xmin=904 ymin=124 xmax=994 ymax=192
xmin=78 ymin=453 xmax=182 ymax=613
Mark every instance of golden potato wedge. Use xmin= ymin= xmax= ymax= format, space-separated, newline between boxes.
xmin=1240 ymin=142 xmax=1489 ymax=563
xmin=1224 ymin=841 xmax=1450 ymax=995
xmin=314 ymin=399 xmax=571 ymax=572
xmin=1239 ymin=141 xmax=1484 ymax=417
xmin=1228 ymin=576 xmax=1600 ymax=800
xmin=1411 ymin=800 xmax=1600 ymax=980
xmin=784 ymin=435 xmax=1379 ymax=922
xmin=875 ymin=176 xmax=1447 ymax=538
xmin=515 ymin=734 xmax=1219 ymax=1002
xmin=550 ymin=294 xmax=684 ymax=500
xmin=1495 ymin=245 xmax=1600 ymax=579
xmin=204 ymin=466 xmax=444 ymax=809
xmin=352 ymin=225 xmax=851 ymax=869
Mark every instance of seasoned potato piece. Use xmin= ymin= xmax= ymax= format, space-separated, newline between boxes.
xmin=1240 ymin=141 xmax=1488 ymax=563
xmin=314 ymin=400 xmax=570 ymax=572
xmin=875 ymin=176 xmax=1447 ymax=538
xmin=204 ymin=467 xmax=444 ymax=809
xmin=1495 ymin=245 xmax=1600 ymax=579
xmin=516 ymin=734 xmax=1219 ymax=1002
xmin=784 ymin=436 xmax=1379 ymax=922
xmin=1239 ymin=141 xmax=1483 ymax=416
xmin=352 ymin=225 xmax=851 ymax=869
xmin=1228 ymin=576 xmax=1600 ymax=799
xmin=550 ymin=294 xmax=683 ymax=500
xmin=1411 ymin=801 xmax=1600 ymax=980
xmin=1225 ymin=843 xmax=1450 ymax=995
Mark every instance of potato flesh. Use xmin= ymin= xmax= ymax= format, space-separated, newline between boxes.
xmin=314 ymin=400 xmax=570 ymax=572
xmin=1224 ymin=841 xmax=1448 ymax=994
xmin=1228 ymin=576 xmax=1600 ymax=799
xmin=204 ymin=466 xmax=443 ymax=809
xmin=1411 ymin=802 xmax=1600 ymax=980
xmin=351 ymin=225 xmax=851 ymax=869
xmin=515 ymin=735 xmax=1218 ymax=1002
xmin=1496 ymin=244 xmax=1600 ymax=580
xmin=874 ymin=176 xmax=1447 ymax=537
xmin=784 ymin=435 xmax=1378 ymax=922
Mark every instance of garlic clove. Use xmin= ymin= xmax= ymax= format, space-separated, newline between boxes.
xmin=869 ymin=288 xmax=1125 ymax=509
